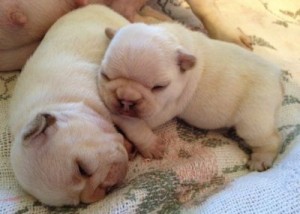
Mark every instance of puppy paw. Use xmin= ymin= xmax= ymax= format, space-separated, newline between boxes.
xmin=247 ymin=152 xmax=277 ymax=171
xmin=123 ymin=138 xmax=137 ymax=160
xmin=209 ymin=25 xmax=253 ymax=50
xmin=238 ymin=28 xmax=253 ymax=50
xmin=138 ymin=137 xmax=165 ymax=159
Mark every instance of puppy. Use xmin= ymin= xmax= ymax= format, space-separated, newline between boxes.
xmin=98 ymin=22 xmax=283 ymax=171
xmin=9 ymin=5 xmax=131 ymax=206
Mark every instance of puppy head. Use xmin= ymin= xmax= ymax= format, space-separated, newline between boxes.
xmin=99 ymin=23 xmax=196 ymax=119
xmin=10 ymin=103 xmax=128 ymax=206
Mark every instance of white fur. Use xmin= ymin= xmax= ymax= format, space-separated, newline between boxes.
xmin=9 ymin=5 xmax=130 ymax=206
xmin=98 ymin=22 xmax=283 ymax=171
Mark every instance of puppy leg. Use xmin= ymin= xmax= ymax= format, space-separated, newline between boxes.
xmin=0 ymin=41 xmax=40 ymax=71
xmin=123 ymin=138 xmax=138 ymax=160
xmin=112 ymin=115 xmax=165 ymax=159
xmin=236 ymin=113 xmax=282 ymax=171
xmin=246 ymin=132 xmax=281 ymax=171
xmin=185 ymin=0 xmax=253 ymax=50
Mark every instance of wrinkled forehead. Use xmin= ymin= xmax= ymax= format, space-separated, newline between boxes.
xmin=104 ymin=27 xmax=177 ymax=85
xmin=19 ymin=149 xmax=80 ymax=205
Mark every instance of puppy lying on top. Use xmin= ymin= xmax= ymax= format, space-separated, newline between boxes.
xmin=98 ymin=22 xmax=283 ymax=171
xmin=9 ymin=5 xmax=134 ymax=206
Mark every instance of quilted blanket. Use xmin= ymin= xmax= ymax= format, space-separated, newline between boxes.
xmin=0 ymin=0 xmax=299 ymax=213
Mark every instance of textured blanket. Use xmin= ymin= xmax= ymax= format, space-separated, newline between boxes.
xmin=0 ymin=0 xmax=299 ymax=213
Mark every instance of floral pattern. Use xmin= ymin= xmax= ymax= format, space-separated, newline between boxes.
xmin=0 ymin=0 xmax=300 ymax=213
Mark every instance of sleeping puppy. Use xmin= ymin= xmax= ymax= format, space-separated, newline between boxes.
xmin=98 ymin=22 xmax=283 ymax=171
xmin=9 ymin=5 xmax=131 ymax=206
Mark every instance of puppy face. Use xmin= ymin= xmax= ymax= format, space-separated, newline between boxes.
xmin=10 ymin=104 xmax=128 ymax=206
xmin=98 ymin=24 xmax=196 ymax=120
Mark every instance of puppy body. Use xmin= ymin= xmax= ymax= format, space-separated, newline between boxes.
xmin=9 ymin=5 xmax=130 ymax=206
xmin=99 ymin=22 xmax=283 ymax=171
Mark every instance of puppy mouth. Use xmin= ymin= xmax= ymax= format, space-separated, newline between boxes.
xmin=80 ymin=183 xmax=117 ymax=204
xmin=118 ymin=109 xmax=138 ymax=117
xmin=115 ymin=102 xmax=139 ymax=117
xmin=80 ymin=161 xmax=128 ymax=204
xmin=101 ymin=162 xmax=128 ymax=191
xmin=116 ymin=107 xmax=154 ymax=119
xmin=103 ymin=182 xmax=120 ymax=194
xmin=98 ymin=182 xmax=117 ymax=196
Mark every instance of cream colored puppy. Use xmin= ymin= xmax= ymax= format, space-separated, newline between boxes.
xmin=98 ymin=22 xmax=283 ymax=171
xmin=9 ymin=5 xmax=131 ymax=206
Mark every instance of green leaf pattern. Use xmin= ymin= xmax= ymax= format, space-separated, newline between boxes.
xmin=250 ymin=35 xmax=276 ymax=50
xmin=1 ymin=0 xmax=300 ymax=213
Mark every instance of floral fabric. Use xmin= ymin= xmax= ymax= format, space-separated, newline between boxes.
xmin=0 ymin=0 xmax=299 ymax=213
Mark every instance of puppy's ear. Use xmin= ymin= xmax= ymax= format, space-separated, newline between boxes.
xmin=177 ymin=49 xmax=196 ymax=72
xmin=105 ymin=28 xmax=118 ymax=40
xmin=22 ymin=113 xmax=56 ymax=145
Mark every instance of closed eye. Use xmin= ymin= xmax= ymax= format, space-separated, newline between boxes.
xmin=101 ymin=72 xmax=110 ymax=81
xmin=76 ymin=161 xmax=92 ymax=178
xmin=151 ymin=84 xmax=168 ymax=92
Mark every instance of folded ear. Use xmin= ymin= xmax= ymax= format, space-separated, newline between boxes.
xmin=177 ymin=49 xmax=196 ymax=72
xmin=22 ymin=113 xmax=56 ymax=145
xmin=105 ymin=28 xmax=118 ymax=40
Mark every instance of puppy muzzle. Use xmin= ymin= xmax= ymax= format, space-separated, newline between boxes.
xmin=80 ymin=159 xmax=128 ymax=204
xmin=117 ymin=99 xmax=140 ymax=117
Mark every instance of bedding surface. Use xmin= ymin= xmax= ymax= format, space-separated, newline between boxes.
xmin=0 ymin=0 xmax=299 ymax=213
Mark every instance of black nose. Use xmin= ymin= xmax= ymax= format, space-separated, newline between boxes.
xmin=119 ymin=100 xmax=135 ymax=111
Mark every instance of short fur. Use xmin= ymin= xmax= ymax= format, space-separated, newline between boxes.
xmin=9 ymin=5 xmax=130 ymax=206
xmin=98 ymin=22 xmax=283 ymax=171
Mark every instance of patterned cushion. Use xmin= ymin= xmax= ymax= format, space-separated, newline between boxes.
xmin=0 ymin=0 xmax=299 ymax=213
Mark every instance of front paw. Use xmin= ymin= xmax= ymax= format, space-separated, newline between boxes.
xmin=138 ymin=137 xmax=165 ymax=159
xmin=123 ymin=138 xmax=137 ymax=161
xmin=234 ymin=28 xmax=253 ymax=50
xmin=210 ymin=26 xmax=253 ymax=50
xmin=247 ymin=152 xmax=277 ymax=171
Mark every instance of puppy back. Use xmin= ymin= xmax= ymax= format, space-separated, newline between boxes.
xmin=9 ymin=5 xmax=129 ymax=134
